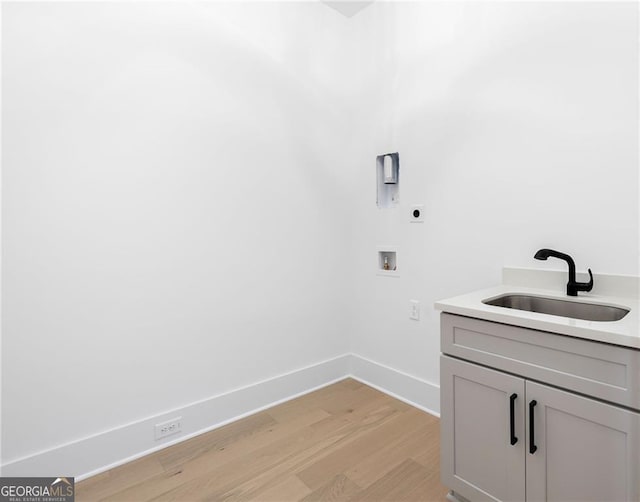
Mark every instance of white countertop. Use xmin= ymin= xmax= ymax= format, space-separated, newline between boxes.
xmin=435 ymin=284 xmax=640 ymax=349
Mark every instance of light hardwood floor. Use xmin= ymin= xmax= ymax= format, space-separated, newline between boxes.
xmin=77 ymin=379 xmax=448 ymax=501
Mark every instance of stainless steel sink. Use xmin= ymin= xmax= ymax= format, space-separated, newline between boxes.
xmin=482 ymin=294 xmax=629 ymax=322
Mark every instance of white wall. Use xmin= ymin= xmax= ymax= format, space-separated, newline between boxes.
xmin=348 ymin=2 xmax=639 ymax=389
xmin=1 ymin=2 xmax=355 ymax=470
xmin=2 ymin=0 xmax=638 ymax=477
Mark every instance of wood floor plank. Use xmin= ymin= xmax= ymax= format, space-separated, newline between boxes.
xmin=251 ymin=476 xmax=312 ymax=502
xmin=344 ymin=415 xmax=433 ymax=489
xmin=347 ymin=458 xmax=445 ymax=502
xmin=270 ymin=380 xmax=396 ymax=423
xmin=96 ymin=408 xmax=331 ymax=502
xmin=296 ymin=408 xmax=424 ymax=490
xmin=413 ymin=470 xmax=449 ymax=502
xmin=154 ymin=402 xmax=399 ymax=501
xmin=336 ymin=379 xmax=363 ymax=391
xmin=410 ymin=418 xmax=441 ymax=471
xmin=214 ymin=404 xmax=401 ymax=501
xmin=157 ymin=411 xmax=277 ymax=472
xmin=299 ymin=474 xmax=361 ymax=502
xmin=77 ymin=379 xmax=449 ymax=502
xmin=319 ymin=384 xmax=392 ymax=416
xmin=75 ymin=455 xmax=165 ymax=501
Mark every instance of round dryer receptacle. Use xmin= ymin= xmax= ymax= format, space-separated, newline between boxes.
xmin=410 ymin=204 xmax=424 ymax=223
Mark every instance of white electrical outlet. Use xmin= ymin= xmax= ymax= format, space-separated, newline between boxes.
xmin=409 ymin=300 xmax=420 ymax=320
xmin=155 ymin=417 xmax=182 ymax=440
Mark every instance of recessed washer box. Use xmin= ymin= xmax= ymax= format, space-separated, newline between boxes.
xmin=377 ymin=246 xmax=399 ymax=277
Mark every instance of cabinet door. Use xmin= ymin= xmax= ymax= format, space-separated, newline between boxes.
xmin=441 ymin=356 xmax=526 ymax=502
xmin=526 ymin=381 xmax=640 ymax=502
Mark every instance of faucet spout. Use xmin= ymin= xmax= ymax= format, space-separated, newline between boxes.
xmin=534 ymin=248 xmax=593 ymax=296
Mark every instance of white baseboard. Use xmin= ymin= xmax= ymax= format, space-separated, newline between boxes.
xmin=2 ymin=354 xmax=351 ymax=480
xmin=349 ymin=354 xmax=440 ymax=417
xmin=1 ymin=353 xmax=441 ymax=480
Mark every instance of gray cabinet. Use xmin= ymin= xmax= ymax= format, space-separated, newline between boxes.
xmin=441 ymin=356 xmax=525 ymax=502
xmin=526 ymin=381 xmax=639 ymax=502
xmin=440 ymin=314 xmax=640 ymax=502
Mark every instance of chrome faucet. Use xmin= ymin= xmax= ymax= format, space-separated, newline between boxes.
xmin=534 ymin=248 xmax=593 ymax=297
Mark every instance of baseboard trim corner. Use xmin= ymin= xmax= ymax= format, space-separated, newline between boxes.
xmin=349 ymin=354 xmax=440 ymax=417
xmin=2 ymin=352 xmax=440 ymax=480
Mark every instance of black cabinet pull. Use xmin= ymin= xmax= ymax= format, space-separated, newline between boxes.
xmin=509 ymin=393 xmax=518 ymax=445
xmin=529 ymin=400 xmax=538 ymax=454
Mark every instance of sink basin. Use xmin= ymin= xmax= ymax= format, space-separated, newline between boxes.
xmin=482 ymin=294 xmax=629 ymax=322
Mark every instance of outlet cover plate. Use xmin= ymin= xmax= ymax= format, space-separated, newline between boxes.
xmin=409 ymin=300 xmax=420 ymax=320
xmin=155 ymin=417 xmax=182 ymax=440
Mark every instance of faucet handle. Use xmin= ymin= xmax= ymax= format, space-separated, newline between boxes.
xmin=579 ymin=268 xmax=594 ymax=292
